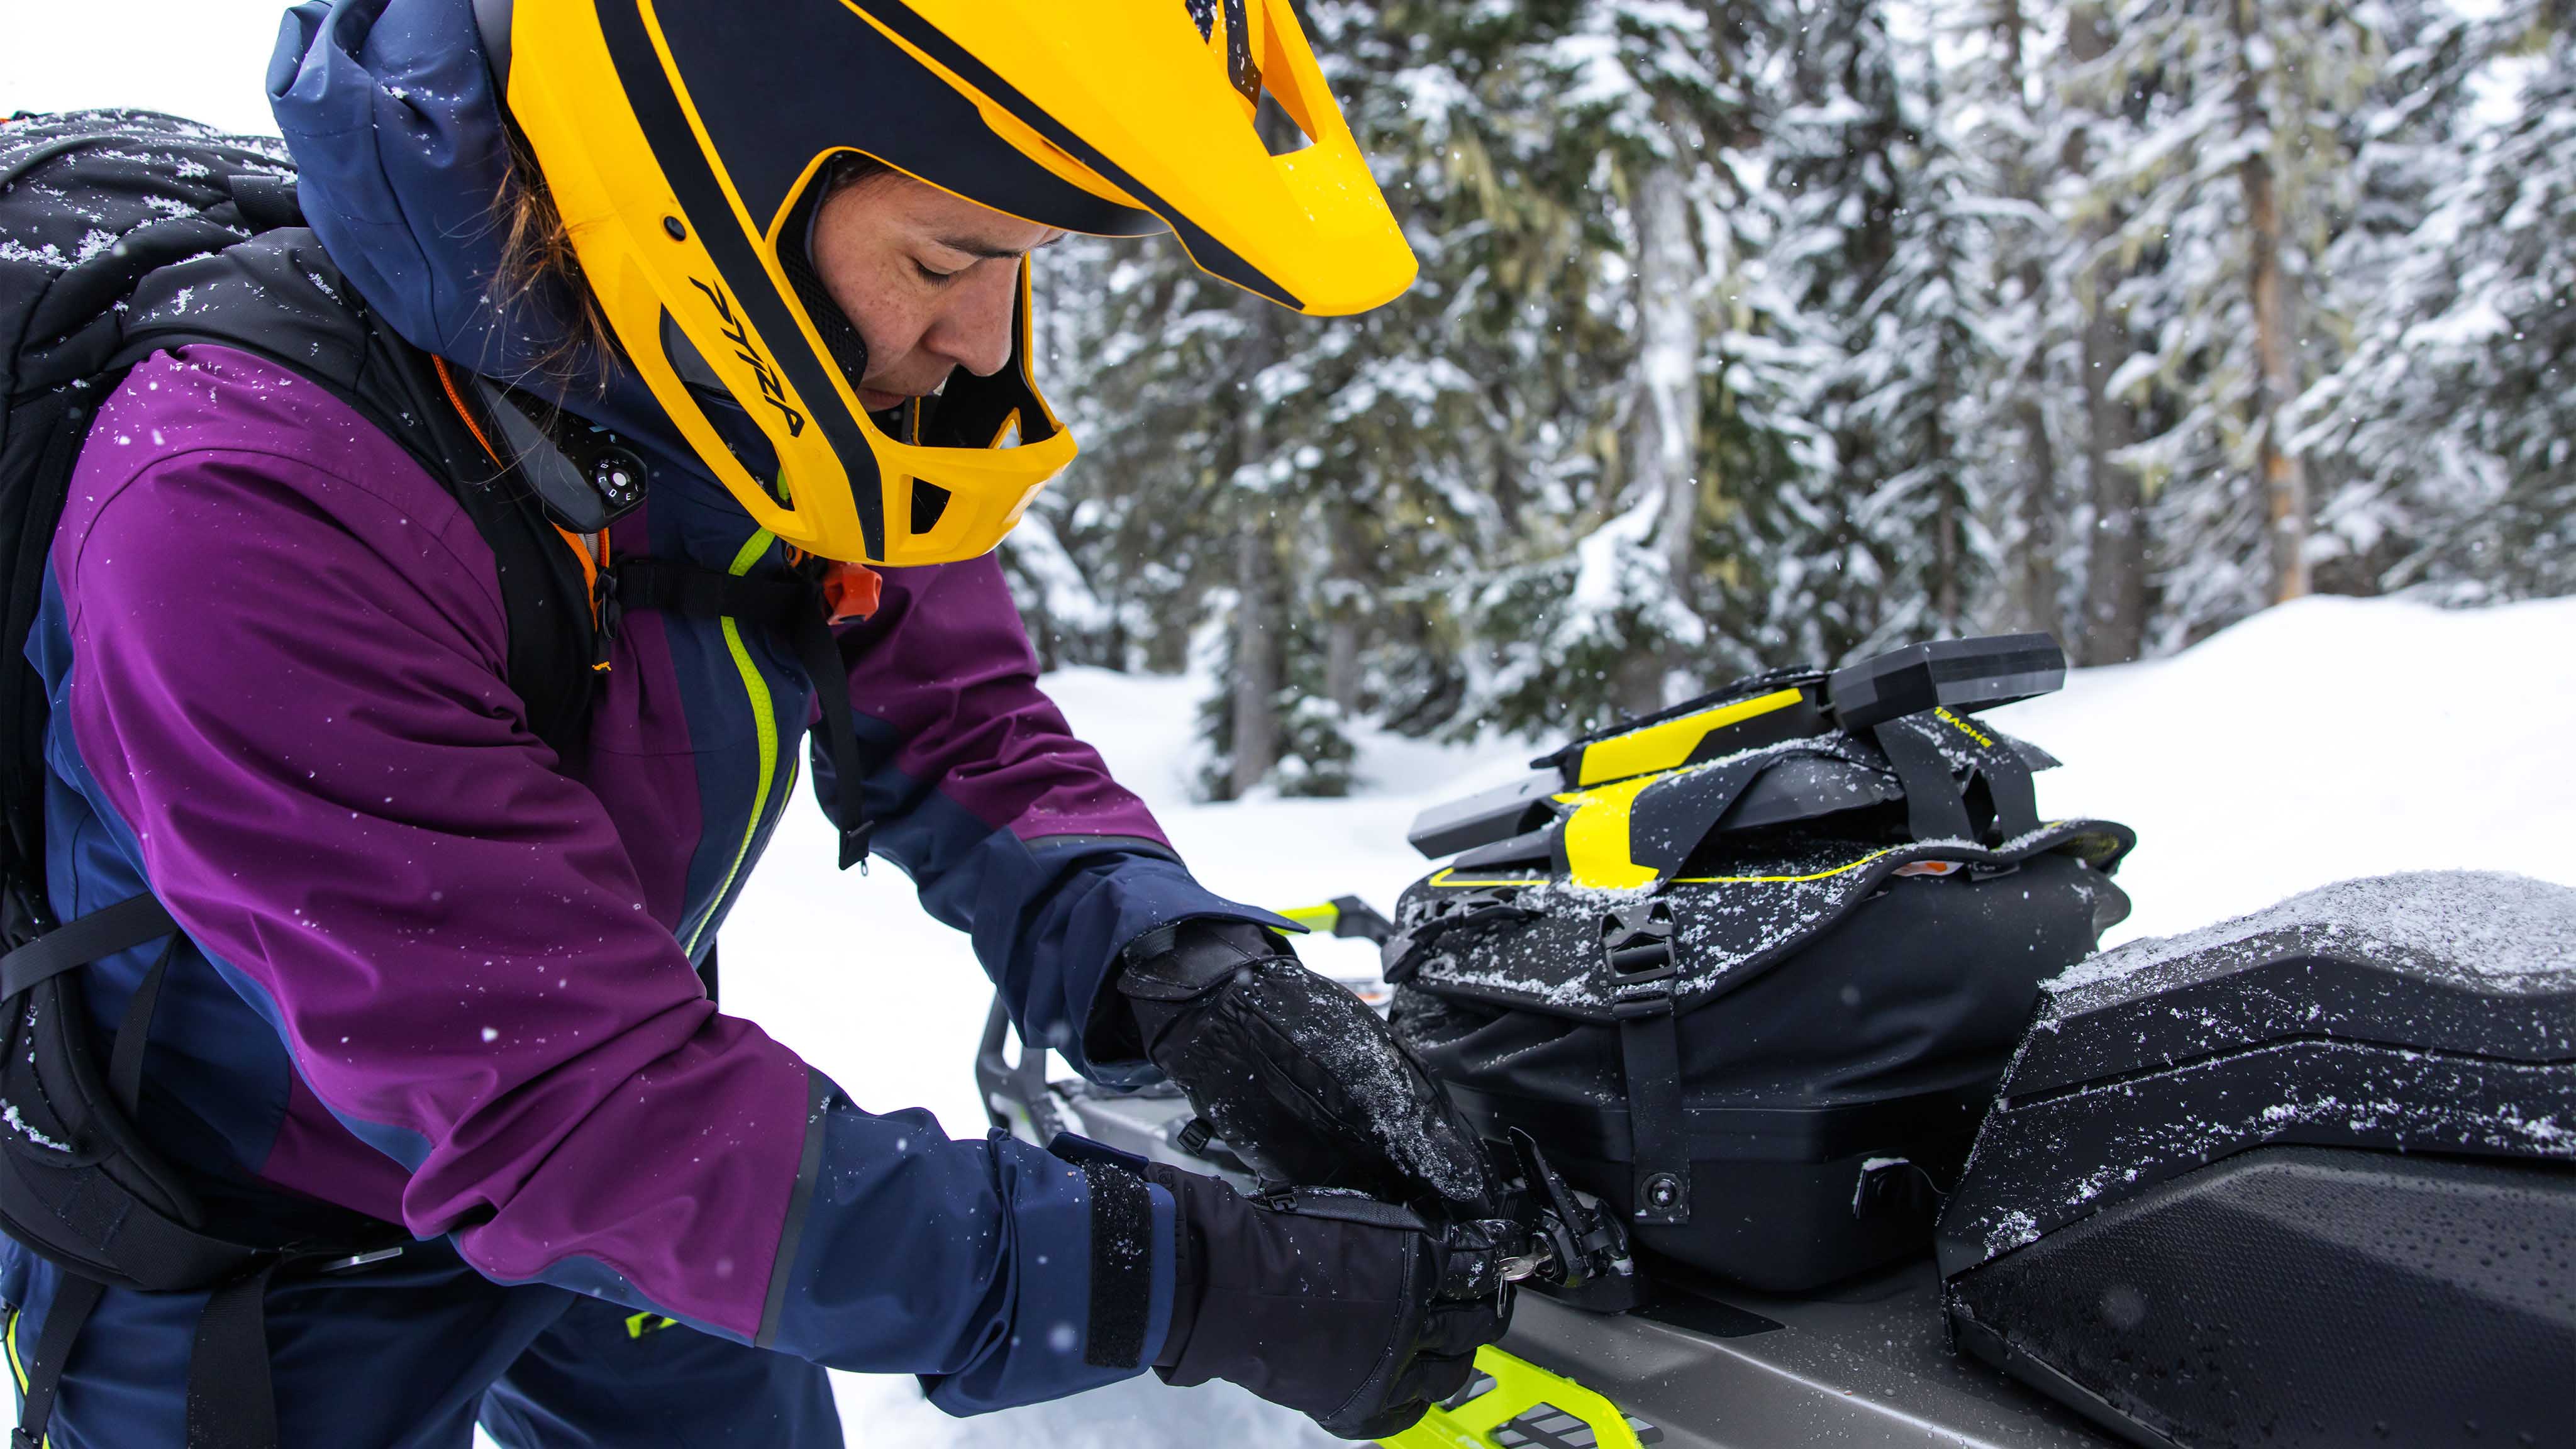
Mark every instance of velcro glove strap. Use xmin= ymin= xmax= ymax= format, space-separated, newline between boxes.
xmin=1115 ymin=919 xmax=1288 ymax=1002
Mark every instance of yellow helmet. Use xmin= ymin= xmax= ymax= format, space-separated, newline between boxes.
xmin=480 ymin=0 xmax=1415 ymax=566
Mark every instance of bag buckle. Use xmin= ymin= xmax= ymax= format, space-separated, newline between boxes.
xmin=1600 ymin=902 xmax=1675 ymax=983
xmin=1380 ymin=887 xmax=1531 ymax=984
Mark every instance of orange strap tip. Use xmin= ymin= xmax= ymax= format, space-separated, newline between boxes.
xmin=823 ymin=562 xmax=882 ymax=624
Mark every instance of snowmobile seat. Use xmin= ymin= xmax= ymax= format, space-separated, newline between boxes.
xmin=1940 ymin=870 xmax=2576 ymax=1449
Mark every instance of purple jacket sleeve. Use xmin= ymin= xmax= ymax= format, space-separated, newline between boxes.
xmin=824 ymin=558 xmax=1287 ymax=1085
xmin=48 ymin=350 xmax=1169 ymax=1401
xmin=56 ymin=398 xmax=804 ymax=1333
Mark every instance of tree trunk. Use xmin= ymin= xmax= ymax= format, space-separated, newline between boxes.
xmin=2231 ymin=0 xmax=2311 ymax=604
xmin=1230 ymin=523 xmax=1280 ymax=797
xmin=2068 ymin=1 xmax=2149 ymax=664
xmin=1999 ymin=0 xmax=2063 ymax=640
xmin=2012 ymin=391 xmax=2061 ymax=636
xmin=1324 ymin=611 xmax=1360 ymax=716
xmin=1323 ymin=501 xmax=1363 ymax=714
xmin=1226 ymin=270 xmax=1286 ymax=797
xmin=1628 ymin=148 xmax=1702 ymax=712
xmin=1933 ymin=373 xmax=1962 ymax=630
xmin=2078 ymin=289 xmax=2147 ymax=662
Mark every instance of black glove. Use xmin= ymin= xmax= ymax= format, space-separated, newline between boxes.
xmin=1104 ymin=919 xmax=1503 ymax=1217
xmin=1147 ymin=1161 xmax=1514 ymax=1440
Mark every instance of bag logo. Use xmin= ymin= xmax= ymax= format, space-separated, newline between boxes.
xmin=688 ymin=277 xmax=806 ymax=438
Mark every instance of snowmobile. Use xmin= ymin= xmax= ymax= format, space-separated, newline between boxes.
xmin=979 ymin=635 xmax=2576 ymax=1449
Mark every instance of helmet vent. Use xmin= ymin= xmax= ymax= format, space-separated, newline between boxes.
xmin=910 ymin=480 xmax=952 ymax=536
xmin=1256 ymin=92 xmax=1313 ymax=157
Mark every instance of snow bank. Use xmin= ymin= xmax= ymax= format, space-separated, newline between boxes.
xmin=1987 ymin=594 xmax=2576 ymax=945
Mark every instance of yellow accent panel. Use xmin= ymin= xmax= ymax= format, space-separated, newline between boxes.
xmin=1379 ymin=1345 xmax=1644 ymax=1449
xmin=1553 ymin=777 xmax=1659 ymax=891
xmin=1277 ymin=902 xmax=1341 ymax=931
xmin=1431 ymin=845 xmax=1901 ymax=891
xmin=684 ymin=530 xmax=784 ymax=958
xmin=1575 ymin=688 xmax=1807 ymax=787
xmin=1424 ymin=868 xmax=1547 ymax=888
xmin=626 ymin=1311 xmax=682 ymax=1338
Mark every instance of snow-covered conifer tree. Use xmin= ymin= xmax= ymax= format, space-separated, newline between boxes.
xmin=1734 ymin=0 xmax=1993 ymax=663
xmin=2304 ymin=3 xmax=2575 ymax=599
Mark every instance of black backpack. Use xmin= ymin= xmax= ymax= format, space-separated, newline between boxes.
xmin=1384 ymin=636 xmax=2136 ymax=1296
xmin=0 ymin=110 xmax=872 ymax=1449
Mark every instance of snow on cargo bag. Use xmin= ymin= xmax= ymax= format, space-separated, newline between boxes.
xmin=1940 ymin=871 xmax=2576 ymax=1449
xmin=1385 ymin=635 xmax=2136 ymax=1292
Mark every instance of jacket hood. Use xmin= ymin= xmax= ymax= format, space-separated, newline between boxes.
xmin=265 ymin=0 xmax=683 ymax=453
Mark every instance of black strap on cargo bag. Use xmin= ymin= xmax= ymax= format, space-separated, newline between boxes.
xmin=1872 ymin=722 xmax=1978 ymax=843
xmin=1872 ymin=714 xmax=2043 ymax=845
xmin=1601 ymin=902 xmax=1690 ymax=1224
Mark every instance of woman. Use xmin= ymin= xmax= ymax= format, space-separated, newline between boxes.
xmin=0 ymin=1 xmax=1508 ymax=1443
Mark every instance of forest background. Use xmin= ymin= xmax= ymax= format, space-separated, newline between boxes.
xmin=1010 ymin=0 xmax=2572 ymax=797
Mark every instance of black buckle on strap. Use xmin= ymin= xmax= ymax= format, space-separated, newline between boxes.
xmin=1601 ymin=901 xmax=1675 ymax=982
xmin=1379 ymin=886 xmax=1535 ymax=984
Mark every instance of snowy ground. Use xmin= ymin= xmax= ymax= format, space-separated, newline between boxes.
xmin=714 ymin=593 xmax=2576 ymax=1446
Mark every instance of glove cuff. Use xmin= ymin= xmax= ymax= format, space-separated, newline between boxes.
xmin=1114 ymin=918 xmax=1290 ymax=1004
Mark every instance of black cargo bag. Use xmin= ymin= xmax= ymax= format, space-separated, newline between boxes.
xmin=1940 ymin=870 xmax=2576 ymax=1449
xmin=1384 ymin=636 xmax=2136 ymax=1292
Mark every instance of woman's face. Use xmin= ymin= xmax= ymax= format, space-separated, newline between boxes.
xmin=806 ymin=170 xmax=1063 ymax=414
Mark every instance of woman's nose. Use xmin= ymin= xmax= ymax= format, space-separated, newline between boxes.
xmin=925 ymin=262 xmax=1019 ymax=378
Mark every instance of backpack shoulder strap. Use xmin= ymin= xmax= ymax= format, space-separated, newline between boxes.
xmin=112 ymin=230 xmax=603 ymax=770
xmin=0 ymin=113 xmax=303 ymax=900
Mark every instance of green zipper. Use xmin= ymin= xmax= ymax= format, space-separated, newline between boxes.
xmin=684 ymin=528 xmax=784 ymax=959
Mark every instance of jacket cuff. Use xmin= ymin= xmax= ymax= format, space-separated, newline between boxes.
xmin=918 ymin=1136 xmax=1176 ymax=1414
xmin=1021 ymin=841 xmax=1294 ymax=1087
